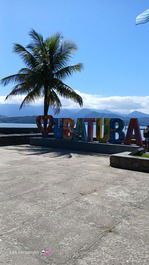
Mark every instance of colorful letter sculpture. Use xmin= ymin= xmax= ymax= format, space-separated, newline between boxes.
xmin=36 ymin=115 xmax=54 ymax=136
xmin=109 ymin=118 xmax=125 ymax=144
xmin=36 ymin=115 xmax=143 ymax=146
xmin=124 ymin=119 xmax=142 ymax=145
xmin=73 ymin=118 xmax=87 ymax=141
xmin=63 ymin=118 xmax=74 ymax=140
xmin=96 ymin=118 xmax=110 ymax=143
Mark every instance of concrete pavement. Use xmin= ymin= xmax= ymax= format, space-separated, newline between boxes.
xmin=0 ymin=145 xmax=149 ymax=265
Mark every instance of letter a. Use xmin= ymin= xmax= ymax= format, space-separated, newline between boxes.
xmin=124 ymin=118 xmax=142 ymax=145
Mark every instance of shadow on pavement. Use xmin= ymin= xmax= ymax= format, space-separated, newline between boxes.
xmin=5 ymin=144 xmax=109 ymax=157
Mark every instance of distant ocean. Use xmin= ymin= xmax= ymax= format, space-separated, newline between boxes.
xmin=0 ymin=123 xmax=36 ymax=128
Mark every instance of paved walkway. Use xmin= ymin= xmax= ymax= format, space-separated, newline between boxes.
xmin=0 ymin=145 xmax=149 ymax=265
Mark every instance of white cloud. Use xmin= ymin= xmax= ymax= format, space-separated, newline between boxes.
xmin=1 ymin=91 xmax=149 ymax=114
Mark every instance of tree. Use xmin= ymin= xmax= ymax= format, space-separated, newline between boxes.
xmin=1 ymin=29 xmax=83 ymax=133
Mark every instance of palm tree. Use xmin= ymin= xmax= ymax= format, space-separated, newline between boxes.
xmin=1 ymin=29 xmax=83 ymax=133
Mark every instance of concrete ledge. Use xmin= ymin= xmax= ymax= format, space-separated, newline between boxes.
xmin=110 ymin=152 xmax=149 ymax=173
xmin=30 ymin=137 xmax=139 ymax=154
xmin=0 ymin=134 xmax=41 ymax=146
xmin=0 ymin=127 xmax=39 ymax=134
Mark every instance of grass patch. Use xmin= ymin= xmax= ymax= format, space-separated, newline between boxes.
xmin=133 ymin=153 xmax=149 ymax=158
xmin=140 ymin=153 xmax=149 ymax=158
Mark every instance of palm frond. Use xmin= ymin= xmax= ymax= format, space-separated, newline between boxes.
xmin=1 ymin=74 xmax=27 ymax=86
xmin=5 ymin=80 xmax=37 ymax=99
xmin=54 ymin=63 xmax=83 ymax=79
xmin=46 ymin=33 xmax=61 ymax=55
xmin=53 ymin=40 xmax=78 ymax=71
xmin=28 ymin=29 xmax=46 ymax=59
xmin=53 ymin=79 xmax=83 ymax=106
xmin=29 ymin=29 xmax=44 ymax=47
xmin=20 ymin=87 xmax=41 ymax=109
xmin=14 ymin=44 xmax=38 ymax=68
xmin=61 ymin=40 xmax=77 ymax=52
xmin=47 ymin=89 xmax=62 ymax=114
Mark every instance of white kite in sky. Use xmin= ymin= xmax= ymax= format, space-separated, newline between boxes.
xmin=136 ymin=9 xmax=149 ymax=25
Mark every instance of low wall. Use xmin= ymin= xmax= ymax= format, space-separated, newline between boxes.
xmin=30 ymin=137 xmax=139 ymax=154
xmin=0 ymin=127 xmax=39 ymax=134
xmin=0 ymin=134 xmax=41 ymax=146
xmin=110 ymin=152 xmax=149 ymax=173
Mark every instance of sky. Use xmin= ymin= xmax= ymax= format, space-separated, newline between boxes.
xmin=1 ymin=0 xmax=149 ymax=114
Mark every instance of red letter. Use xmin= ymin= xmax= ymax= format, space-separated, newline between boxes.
xmin=124 ymin=118 xmax=142 ymax=145
xmin=84 ymin=118 xmax=96 ymax=141
xmin=63 ymin=118 xmax=74 ymax=140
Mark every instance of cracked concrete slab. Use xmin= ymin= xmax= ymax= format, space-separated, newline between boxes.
xmin=0 ymin=145 xmax=149 ymax=265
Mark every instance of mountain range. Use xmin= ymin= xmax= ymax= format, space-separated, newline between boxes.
xmin=0 ymin=105 xmax=149 ymax=126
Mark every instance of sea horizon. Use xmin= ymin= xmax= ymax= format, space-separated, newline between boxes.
xmin=0 ymin=123 xmax=37 ymax=128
